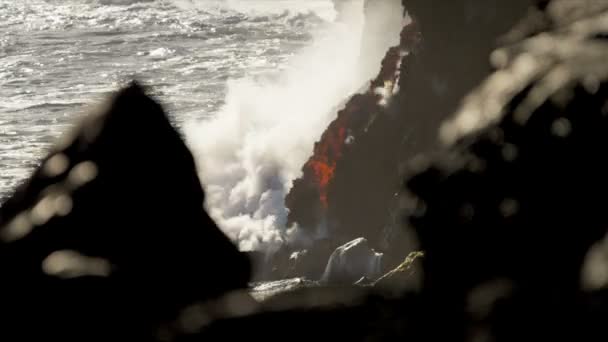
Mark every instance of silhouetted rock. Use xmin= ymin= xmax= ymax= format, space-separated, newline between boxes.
xmin=173 ymin=287 xmax=419 ymax=342
xmin=404 ymin=1 xmax=608 ymax=340
xmin=0 ymin=83 xmax=251 ymax=341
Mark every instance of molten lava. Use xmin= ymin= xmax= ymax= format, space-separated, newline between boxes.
xmin=286 ymin=21 xmax=421 ymax=229
xmin=306 ymin=117 xmax=348 ymax=208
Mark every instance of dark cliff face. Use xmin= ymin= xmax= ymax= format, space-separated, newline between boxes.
xmin=285 ymin=20 xmax=419 ymax=253
xmin=333 ymin=0 xmax=533 ymax=253
xmin=397 ymin=0 xmax=533 ymax=153
xmin=286 ymin=0 xmax=532 ymax=262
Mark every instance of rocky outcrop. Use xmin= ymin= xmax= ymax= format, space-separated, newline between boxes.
xmin=285 ymin=18 xmax=420 ymax=247
xmin=0 ymin=83 xmax=251 ymax=341
xmin=249 ymin=277 xmax=318 ymax=302
xmin=283 ymin=241 xmax=335 ymax=280
xmin=321 ymin=237 xmax=383 ymax=284
xmin=373 ymin=250 xmax=423 ymax=294
xmin=285 ymin=0 xmax=533 ymax=270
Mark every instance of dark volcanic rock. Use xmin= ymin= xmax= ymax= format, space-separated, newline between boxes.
xmin=0 ymin=83 xmax=251 ymax=341
xmin=284 ymin=4 xmax=419 ymax=280
xmin=174 ymin=285 xmax=420 ymax=342
xmin=253 ymin=239 xmax=335 ymax=281
xmin=320 ymin=0 xmax=532 ymax=268
xmin=286 ymin=0 xmax=533 ymax=266
xmin=285 ymin=19 xmax=420 ymax=248
xmin=405 ymin=1 xmax=608 ymax=340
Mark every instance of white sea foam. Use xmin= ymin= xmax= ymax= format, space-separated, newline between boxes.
xmin=0 ymin=0 xmax=329 ymax=200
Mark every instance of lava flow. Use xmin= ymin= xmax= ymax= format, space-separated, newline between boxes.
xmin=286 ymin=21 xmax=421 ymax=231
xmin=306 ymin=116 xmax=348 ymax=208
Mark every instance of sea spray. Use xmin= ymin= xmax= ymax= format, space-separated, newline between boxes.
xmin=185 ymin=0 xmax=404 ymax=252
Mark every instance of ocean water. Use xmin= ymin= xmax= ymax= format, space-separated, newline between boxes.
xmin=0 ymin=0 xmax=405 ymax=253
xmin=0 ymin=0 xmax=335 ymax=201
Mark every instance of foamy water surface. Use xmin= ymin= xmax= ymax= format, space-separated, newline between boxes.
xmin=0 ymin=0 xmax=334 ymax=200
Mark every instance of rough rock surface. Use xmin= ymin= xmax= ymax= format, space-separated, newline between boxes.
xmin=0 ymin=83 xmax=251 ymax=341
xmin=321 ymin=237 xmax=383 ymax=284
xmin=249 ymin=277 xmax=318 ymax=302
xmin=373 ymin=250 xmax=423 ymax=294
xmin=285 ymin=19 xmax=420 ymax=280
xmin=286 ymin=0 xmax=533 ymax=273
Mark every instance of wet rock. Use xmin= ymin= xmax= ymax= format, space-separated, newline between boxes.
xmin=321 ymin=237 xmax=383 ymax=284
xmin=284 ymin=238 xmax=336 ymax=280
xmin=0 ymin=83 xmax=251 ymax=341
xmin=353 ymin=276 xmax=374 ymax=286
xmin=249 ymin=277 xmax=318 ymax=302
xmin=373 ymin=250 xmax=423 ymax=294
xmin=247 ymin=239 xmax=334 ymax=281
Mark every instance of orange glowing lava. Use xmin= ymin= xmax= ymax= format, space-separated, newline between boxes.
xmin=305 ymin=119 xmax=347 ymax=209
xmin=296 ymin=20 xmax=420 ymax=212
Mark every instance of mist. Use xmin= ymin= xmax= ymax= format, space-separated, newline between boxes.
xmin=185 ymin=0 xmax=404 ymax=252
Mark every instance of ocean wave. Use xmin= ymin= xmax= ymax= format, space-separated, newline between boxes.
xmin=1 ymin=101 xmax=88 ymax=113
xmin=0 ymin=0 xmax=332 ymax=202
xmin=94 ymin=0 xmax=156 ymax=5
xmin=5 ymin=0 xmax=328 ymax=35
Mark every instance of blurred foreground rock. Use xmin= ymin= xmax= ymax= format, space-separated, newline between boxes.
xmin=405 ymin=0 xmax=608 ymax=340
xmin=0 ymin=83 xmax=251 ymax=341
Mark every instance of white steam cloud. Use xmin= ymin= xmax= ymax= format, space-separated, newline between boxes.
xmin=185 ymin=0 xmax=404 ymax=252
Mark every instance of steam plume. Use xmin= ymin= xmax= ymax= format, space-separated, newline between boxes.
xmin=185 ymin=0 xmax=404 ymax=251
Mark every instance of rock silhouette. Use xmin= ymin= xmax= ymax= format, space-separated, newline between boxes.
xmin=0 ymin=83 xmax=251 ymax=341
xmin=405 ymin=1 xmax=608 ymax=340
